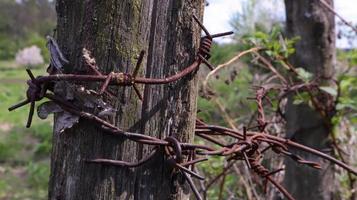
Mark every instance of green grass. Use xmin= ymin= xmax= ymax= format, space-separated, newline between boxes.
xmin=0 ymin=68 xmax=44 ymax=124
xmin=0 ymin=60 xmax=21 ymax=69
xmin=0 ymin=61 xmax=51 ymax=200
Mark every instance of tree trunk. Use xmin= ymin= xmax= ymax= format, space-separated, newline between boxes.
xmin=283 ymin=0 xmax=335 ymax=199
xmin=49 ymin=1 xmax=204 ymax=199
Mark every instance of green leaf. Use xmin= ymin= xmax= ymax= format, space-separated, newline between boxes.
xmin=295 ymin=68 xmax=313 ymax=82
xmin=254 ymin=31 xmax=268 ymax=40
xmin=293 ymin=91 xmax=310 ymax=105
xmin=293 ymin=99 xmax=304 ymax=105
xmin=319 ymin=86 xmax=337 ymax=96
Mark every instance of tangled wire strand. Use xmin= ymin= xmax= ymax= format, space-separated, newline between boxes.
xmin=8 ymin=15 xmax=357 ymax=200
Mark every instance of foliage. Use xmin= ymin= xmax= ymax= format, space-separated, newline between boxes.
xmin=27 ymin=162 xmax=51 ymax=190
xmin=198 ymin=19 xmax=357 ymax=198
xmin=332 ymin=68 xmax=357 ymax=127
xmin=0 ymin=1 xmax=356 ymax=199
xmin=230 ymin=0 xmax=285 ymax=39
xmin=295 ymin=67 xmax=313 ymax=82
xmin=337 ymin=49 xmax=357 ymax=66
xmin=0 ymin=33 xmax=19 ymax=60
xmin=0 ymin=0 xmax=55 ymax=61
xmin=243 ymin=26 xmax=299 ymax=58
xmin=15 ymin=45 xmax=44 ymax=66
xmin=330 ymin=49 xmax=357 ymax=129
xmin=24 ymin=33 xmax=51 ymax=63
xmin=210 ymin=43 xmax=243 ymax=66
xmin=0 ymin=65 xmax=52 ymax=199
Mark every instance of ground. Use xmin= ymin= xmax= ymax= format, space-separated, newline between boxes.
xmin=0 ymin=61 xmax=51 ymax=200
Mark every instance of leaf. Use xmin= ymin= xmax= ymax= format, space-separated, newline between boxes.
xmin=98 ymin=107 xmax=116 ymax=118
xmin=55 ymin=111 xmax=80 ymax=134
xmin=254 ymin=31 xmax=268 ymax=40
xmin=293 ymin=91 xmax=310 ymax=105
xmin=37 ymin=101 xmax=63 ymax=119
xmin=319 ymin=86 xmax=337 ymax=96
xmin=74 ymin=86 xmax=103 ymax=108
xmin=53 ymin=81 xmax=75 ymax=100
xmin=293 ymin=99 xmax=304 ymax=105
xmin=336 ymin=102 xmax=357 ymax=110
xmin=46 ymin=35 xmax=69 ymax=70
xmin=37 ymin=101 xmax=79 ymax=133
xmin=295 ymin=68 xmax=313 ymax=82
xmin=279 ymin=60 xmax=291 ymax=70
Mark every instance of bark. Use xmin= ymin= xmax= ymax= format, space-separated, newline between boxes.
xmin=49 ymin=1 xmax=204 ymax=199
xmin=283 ymin=0 xmax=335 ymax=199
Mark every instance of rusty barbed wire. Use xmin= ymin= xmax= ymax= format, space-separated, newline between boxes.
xmin=7 ymin=15 xmax=357 ymax=200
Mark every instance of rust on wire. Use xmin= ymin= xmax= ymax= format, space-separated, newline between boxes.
xmin=7 ymin=15 xmax=357 ymax=200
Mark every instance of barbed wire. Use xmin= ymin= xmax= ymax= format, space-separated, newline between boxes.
xmin=8 ymin=15 xmax=357 ymax=200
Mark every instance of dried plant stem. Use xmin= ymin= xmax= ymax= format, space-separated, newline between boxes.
xmin=203 ymin=47 xmax=262 ymax=90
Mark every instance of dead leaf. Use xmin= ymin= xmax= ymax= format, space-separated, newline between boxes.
xmin=37 ymin=101 xmax=63 ymax=119
xmin=55 ymin=111 xmax=80 ymax=133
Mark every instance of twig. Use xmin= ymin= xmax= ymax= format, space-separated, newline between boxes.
xmin=319 ymin=0 xmax=357 ymax=33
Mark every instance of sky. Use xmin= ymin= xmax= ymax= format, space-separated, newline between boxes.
xmin=203 ymin=0 xmax=357 ymax=48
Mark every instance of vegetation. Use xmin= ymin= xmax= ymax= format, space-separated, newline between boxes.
xmin=0 ymin=0 xmax=356 ymax=199
xmin=197 ymin=24 xmax=357 ymax=200
xmin=0 ymin=67 xmax=52 ymax=199
xmin=0 ymin=0 xmax=55 ymax=61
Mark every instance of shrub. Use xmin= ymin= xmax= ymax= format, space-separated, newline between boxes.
xmin=15 ymin=45 xmax=44 ymax=67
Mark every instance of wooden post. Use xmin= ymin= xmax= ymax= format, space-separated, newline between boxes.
xmin=49 ymin=1 xmax=204 ymax=199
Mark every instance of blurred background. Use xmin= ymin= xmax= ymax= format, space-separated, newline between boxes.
xmin=0 ymin=0 xmax=356 ymax=199
xmin=0 ymin=0 xmax=55 ymax=199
